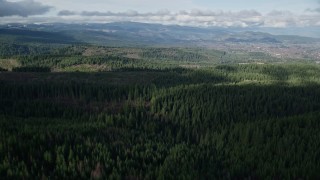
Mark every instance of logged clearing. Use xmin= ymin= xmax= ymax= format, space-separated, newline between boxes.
xmin=0 ymin=59 xmax=20 ymax=70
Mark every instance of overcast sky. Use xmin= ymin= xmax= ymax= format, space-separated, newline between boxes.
xmin=1 ymin=0 xmax=320 ymax=28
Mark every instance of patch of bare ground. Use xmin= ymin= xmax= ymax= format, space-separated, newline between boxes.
xmin=0 ymin=59 xmax=20 ymax=70
xmin=82 ymin=47 xmax=115 ymax=56
xmin=124 ymin=53 xmax=141 ymax=59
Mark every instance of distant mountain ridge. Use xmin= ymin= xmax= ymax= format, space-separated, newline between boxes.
xmin=0 ymin=22 xmax=319 ymax=46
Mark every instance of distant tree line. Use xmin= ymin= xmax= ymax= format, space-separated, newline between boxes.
xmin=12 ymin=66 xmax=51 ymax=72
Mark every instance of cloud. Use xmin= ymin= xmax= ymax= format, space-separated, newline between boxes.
xmin=306 ymin=0 xmax=320 ymax=13
xmin=0 ymin=0 xmax=52 ymax=17
xmin=58 ymin=10 xmax=77 ymax=16
xmin=306 ymin=7 xmax=320 ymax=13
xmin=2 ymin=8 xmax=320 ymax=29
xmin=56 ymin=9 xmax=274 ymax=28
xmin=267 ymin=10 xmax=293 ymax=17
xmin=58 ymin=10 xmax=172 ymax=17
xmin=81 ymin=10 xmax=141 ymax=17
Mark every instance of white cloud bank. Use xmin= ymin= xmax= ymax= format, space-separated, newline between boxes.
xmin=0 ymin=0 xmax=320 ymax=28
xmin=52 ymin=9 xmax=320 ymax=28
xmin=0 ymin=0 xmax=52 ymax=17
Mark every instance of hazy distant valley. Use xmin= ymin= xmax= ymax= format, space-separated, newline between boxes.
xmin=1 ymin=22 xmax=320 ymax=63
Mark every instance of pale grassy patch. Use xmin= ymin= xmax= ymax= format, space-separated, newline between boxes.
xmin=0 ymin=59 xmax=20 ymax=71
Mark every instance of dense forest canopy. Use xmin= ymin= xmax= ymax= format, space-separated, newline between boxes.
xmin=1 ymin=28 xmax=320 ymax=179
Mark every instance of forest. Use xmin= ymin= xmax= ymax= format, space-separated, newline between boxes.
xmin=1 ymin=40 xmax=320 ymax=179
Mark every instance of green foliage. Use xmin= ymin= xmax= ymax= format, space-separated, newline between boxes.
xmin=1 ymin=40 xmax=320 ymax=179
xmin=12 ymin=66 xmax=51 ymax=72
xmin=0 ymin=67 xmax=7 ymax=72
xmin=1 ymin=65 xmax=320 ymax=179
xmin=140 ymin=48 xmax=211 ymax=62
